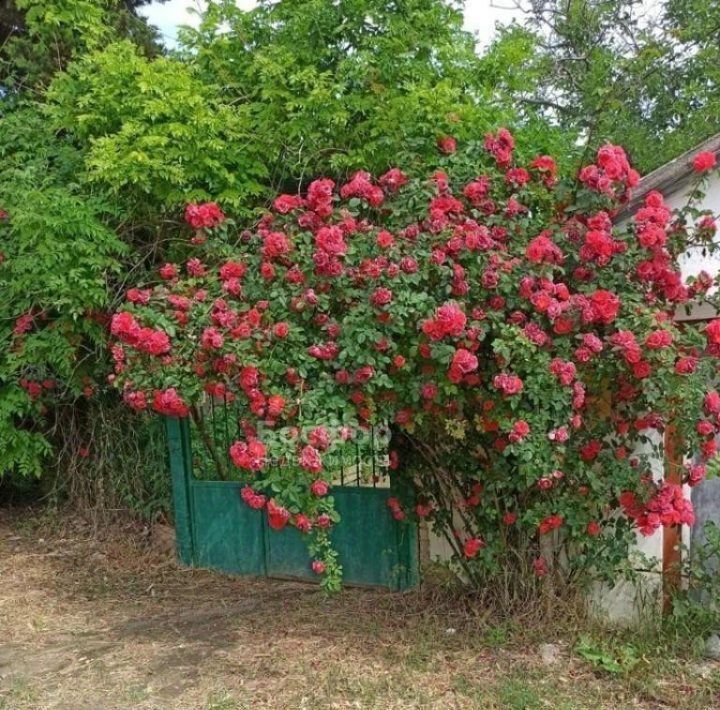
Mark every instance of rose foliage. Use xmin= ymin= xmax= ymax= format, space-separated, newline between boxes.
xmin=109 ymin=132 xmax=720 ymax=592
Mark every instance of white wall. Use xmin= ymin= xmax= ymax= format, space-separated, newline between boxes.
xmin=671 ymin=173 xmax=720 ymax=286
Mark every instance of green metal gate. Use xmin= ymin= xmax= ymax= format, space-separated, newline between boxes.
xmin=165 ymin=417 xmax=419 ymax=590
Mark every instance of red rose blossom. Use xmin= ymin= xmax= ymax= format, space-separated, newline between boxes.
xmin=588 ymin=290 xmax=620 ymax=324
xmin=185 ymin=202 xmax=225 ymax=229
xmin=693 ymin=151 xmax=717 ymax=173
xmin=437 ymin=135 xmax=457 ymax=155
xmin=463 ymin=537 xmax=485 ymax=558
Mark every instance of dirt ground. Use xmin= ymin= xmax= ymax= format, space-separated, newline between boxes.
xmin=1 ymin=507 xmax=719 ymax=709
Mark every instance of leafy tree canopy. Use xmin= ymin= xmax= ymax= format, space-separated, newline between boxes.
xmin=494 ymin=0 xmax=720 ymax=172
xmin=178 ymin=0 xmax=567 ymax=186
xmin=0 ymin=0 xmax=168 ymax=91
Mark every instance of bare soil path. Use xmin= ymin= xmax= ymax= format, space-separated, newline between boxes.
xmin=1 ymin=508 xmax=718 ymax=709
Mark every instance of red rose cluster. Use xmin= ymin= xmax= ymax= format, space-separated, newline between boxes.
xmin=620 ymin=483 xmax=695 ymax=536
xmin=110 ymin=312 xmax=170 ymax=356
xmin=579 ymin=144 xmax=639 ymax=198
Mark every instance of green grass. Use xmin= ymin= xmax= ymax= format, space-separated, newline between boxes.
xmin=497 ymin=674 xmax=543 ymax=710
xmin=0 ymin=677 xmax=39 ymax=707
xmin=205 ymin=689 xmax=241 ymax=710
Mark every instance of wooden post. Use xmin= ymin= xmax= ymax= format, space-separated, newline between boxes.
xmin=663 ymin=425 xmax=682 ymax=612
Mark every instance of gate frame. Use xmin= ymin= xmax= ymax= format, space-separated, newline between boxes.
xmin=165 ymin=416 xmax=419 ymax=590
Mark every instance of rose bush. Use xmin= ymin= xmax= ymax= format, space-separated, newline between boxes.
xmin=108 ymin=132 xmax=720 ymax=592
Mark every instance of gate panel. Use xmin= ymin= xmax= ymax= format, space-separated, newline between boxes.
xmin=191 ymin=481 xmax=266 ymax=576
xmin=333 ymin=488 xmax=410 ymax=589
xmin=264 ymin=524 xmax=316 ymax=581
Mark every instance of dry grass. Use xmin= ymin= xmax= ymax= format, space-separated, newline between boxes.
xmin=0 ymin=506 xmax=719 ymax=709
